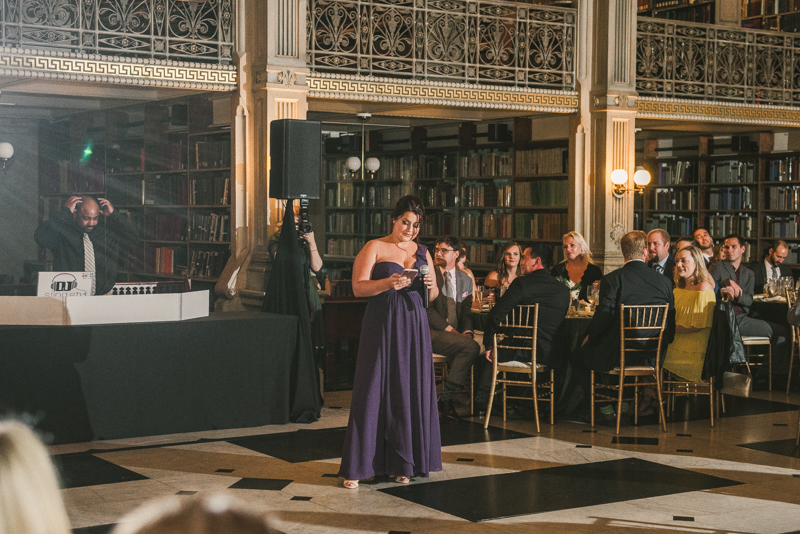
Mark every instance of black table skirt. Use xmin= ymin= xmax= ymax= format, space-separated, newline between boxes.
xmin=0 ymin=312 xmax=299 ymax=444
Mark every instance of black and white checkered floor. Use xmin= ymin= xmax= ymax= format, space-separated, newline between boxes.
xmin=55 ymin=390 xmax=800 ymax=534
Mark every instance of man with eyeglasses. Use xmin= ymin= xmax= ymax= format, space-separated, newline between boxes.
xmin=428 ymin=235 xmax=481 ymax=421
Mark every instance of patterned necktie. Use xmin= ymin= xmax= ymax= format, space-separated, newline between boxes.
xmin=445 ymin=270 xmax=458 ymax=326
xmin=772 ymin=265 xmax=779 ymax=281
xmin=84 ymin=232 xmax=96 ymax=295
xmin=655 ymin=263 xmax=664 ymax=275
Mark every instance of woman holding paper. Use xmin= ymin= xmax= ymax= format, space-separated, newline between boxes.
xmin=339 ymin=195 xmax=440 ymax=489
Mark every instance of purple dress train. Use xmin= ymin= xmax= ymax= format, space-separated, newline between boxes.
xmin=339 ymin=244 xmax=442 ymax=480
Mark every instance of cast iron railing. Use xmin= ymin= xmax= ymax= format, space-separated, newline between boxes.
xmin=637 ymin=17 xmax=800 ymax=106
xmin=0 ymin=0 xmax=233 ymax=64
xmin=307 ymin=0 xmax=576 ymax=90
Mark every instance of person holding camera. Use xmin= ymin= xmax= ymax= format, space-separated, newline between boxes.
xmin=34 ymin=195 xmax=137 ymax=295
xmin=267 ymin=203 xmax=325 ymax=349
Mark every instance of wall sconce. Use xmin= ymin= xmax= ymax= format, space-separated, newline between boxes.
xmin=0 ymin=142 xmax=13 ymax=169
xmin=611 ymin=166 xmax=650 ymax=197
xmin=365 ymin=157 xmax=380 ymax=178
xmin=346 ymin=156 xmax=361 ymax=178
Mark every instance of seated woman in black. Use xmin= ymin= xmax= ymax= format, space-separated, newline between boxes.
xmin=550 ymin=231 xmax=602 ymax=302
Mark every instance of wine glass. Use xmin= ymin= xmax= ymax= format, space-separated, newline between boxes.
xmin=587 ymin=281 xmax=600 ymax=312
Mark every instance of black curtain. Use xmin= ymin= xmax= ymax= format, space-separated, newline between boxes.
xmin=262 ymin=203 xmax=322 ymax=423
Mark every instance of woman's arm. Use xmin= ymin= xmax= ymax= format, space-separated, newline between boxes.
xmin=351 ymin=241 xmax=408 ymax=297
xmin=484 ymin=271 xmax=500 ymax=287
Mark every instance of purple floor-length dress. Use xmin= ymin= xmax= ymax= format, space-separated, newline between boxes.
xmin=339 ymin=244 xmax=442 ymax=480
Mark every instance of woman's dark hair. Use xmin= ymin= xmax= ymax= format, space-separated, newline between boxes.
xmin=390 ymin=195 xmax=425 ymax=226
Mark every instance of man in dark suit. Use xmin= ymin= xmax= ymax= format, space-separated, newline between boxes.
xmin=711 ymin=234 xmax=789 ymax=376
xmin=569 ymin=231 xmax=675 ymax=423
xmin=579 ymin=230 xmax=675 ymax=373
xmin=750 ymin=239 xmax=793 ymax=292
xmin=428 ymin=236 xmax=481 ymax=420
xmin=647 ymin=228 xmax=675 ymax=282
xmin=477 ymin=243 xmax=571 ymax=412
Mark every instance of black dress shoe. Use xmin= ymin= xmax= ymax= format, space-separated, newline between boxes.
xmin=438 ymin=399 xmax=460 ymax=422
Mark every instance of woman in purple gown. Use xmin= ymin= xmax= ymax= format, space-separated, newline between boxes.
xmin=339 ymin=195 xmax=442 ymax=488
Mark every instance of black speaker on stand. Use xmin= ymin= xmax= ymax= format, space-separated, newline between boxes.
xmin=269 ymin=119 xmax=322 ymax=200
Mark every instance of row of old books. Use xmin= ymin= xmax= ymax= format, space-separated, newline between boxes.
xmin=145 ymin=213 xmax=185 ymax=241
xmin=764 ymin=215 xmax=800 ymax=238
xmin=189 ymin=176 xmax=230 ymax=205
xmin=707 ymin=186 xmax=753 ymax=210
xmin=149 ymin=246 xmax=187 ymax=275
xmin=644 ymin=214 xmax=696 ymax=238
xmin=655 ymin=161 xmax=697 ymax=185
xmin=461 ymin=149 xmax=514 ymax=178
xmin=514 ymin=180 xmax=568 ymax=207
xmin=188 ymin=250 xmax=230 ymax=278
xmin=144 ymin=175 xmax=189 ymax=205
xmin=708 ymin=214 xmax=755 ymax=240
xmin=325 ymin=237 xmax=365 ymax=257
xmin=767 ymin=186 xmax=800 ymax=210
xmin=516 ymin=147 xmax=567 ymax=176
xmin=327 ymin=212 xmax=361 ymax=234
xmin=189 ymin=213 xmax=230 ymax=242
xmin=514 ymin=212 xmax=568 ymax=240
xmin=326 ymin=183 xmax=363 ymax=208
xmin=651 ymin=188 xmax=697 ymax=210
xmin=460 ymin=210 xmax=513 ymax=239
xmin=421 ymin=212 xmax=456 ymax=237
xmin=194 ymin=140 xmax=231 ymax=169
xmin=415 ymin=184 xmax=457 ymax=208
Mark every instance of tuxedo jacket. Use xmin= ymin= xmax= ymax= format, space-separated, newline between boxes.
xmin=710 ymin=261 xmax=755 ymax=315
xmin=648 ymin=256 xmax=675 ymax=284
xmin=484 ymin=269 xmax=571 ymax=366
xmin=749 ymin=260 xmax=793 ymax=291
xmin=583 ymin=260 xmax=675 ymax=372
xmin=428 ymin=267 xmax=473 ymax=333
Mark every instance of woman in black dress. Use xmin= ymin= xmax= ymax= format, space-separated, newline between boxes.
xmin=550 ymin=231 xmax=602 ymax=302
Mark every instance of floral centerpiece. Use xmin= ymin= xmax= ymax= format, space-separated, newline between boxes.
xmin=555 ymin=276 xmax=581 ymax=302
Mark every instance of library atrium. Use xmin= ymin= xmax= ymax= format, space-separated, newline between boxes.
xmin=1 ymin=1 xmax=800 ymax=533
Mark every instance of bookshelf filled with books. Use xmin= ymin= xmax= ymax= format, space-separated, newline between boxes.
xmin=320 ymin=118 xmax=569 ymax=278
xmin=37 ymin=94 xmax=232 ymax=291
xmin=637 ymin=0 xmax=716 ymax=23
xmin=742 ymin=0 xmax=800 ymax=31
xmin=635 ymin=131 xmax=800 ymax=266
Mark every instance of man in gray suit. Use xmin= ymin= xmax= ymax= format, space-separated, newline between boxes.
xmin=428 ymin=236 xmax=481 ymax=421
xmin=711 ymin=234 xmax=789 ymax=377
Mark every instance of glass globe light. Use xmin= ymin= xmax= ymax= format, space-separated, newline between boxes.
xmin=0 ymin=142 xmax=13 ymax=160
xmin=346 ymin=156 xmax=361 ymax=172
xmin=633 ymin=167 xmax=651 ymax=187
xmin=365 ymin=157 xmax=380 ymax=173
xmin=610 ymin=168 xmax=628 ymax=185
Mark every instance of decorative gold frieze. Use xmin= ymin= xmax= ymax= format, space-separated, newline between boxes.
xmin=637 ymin=97 xmax=800 ymax=127
xmin=0 ymin=47 xmax=237 ymax=91
xmin=307 ymin=74 xmax=578 ymax=112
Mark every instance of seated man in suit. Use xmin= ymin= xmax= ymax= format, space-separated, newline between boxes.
xmin=478 ymin=243 xmax=571 ymax=415
xmin=711 ymin=234 xmax=790 ymax=380
xmin=751 ymin=239 xmax=793 ymax=292
xmin=571 ymin=230 xmax=675 ymax=422
xmin=693 ymin=228 xmax=715 ymax=264
xmin=647 ymin=228 xmax=674 ymax=282
xmin=428 ymin=236 xmax=482 ymax=421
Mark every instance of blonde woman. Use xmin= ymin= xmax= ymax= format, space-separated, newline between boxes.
xmin=111 ymin=494 xmax=279 ymax=534
xmin=485 ymin=241 xmax=522 ymax=293
xmin=0 ymin=420 xmax=71 ymax=534
xmin=662 ymin=246 xmax=716 ymax=383
xmin=550 ymin=231 xmax=602 ymax=301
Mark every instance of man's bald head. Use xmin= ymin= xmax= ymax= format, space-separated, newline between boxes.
xmin=75 ymin=197 xmax=100 ymax=232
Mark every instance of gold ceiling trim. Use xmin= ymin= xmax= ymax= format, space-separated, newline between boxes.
xmin=636 ymin=97 xmax=800 ymax=127
xmin=308 ymin=74 xmax=578 ymax=112
xmin=0 ymin=47 xmax=236 ymax=91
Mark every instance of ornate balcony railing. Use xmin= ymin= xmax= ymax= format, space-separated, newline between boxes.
xmin=637 ymin=17 xmax=800 ymax=106
xmin=0 ymin=0 xmax=233 ymax=64
xmin=307 ymin=0 xmax=575 ymax=90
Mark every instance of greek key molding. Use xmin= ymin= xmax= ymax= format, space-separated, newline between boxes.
xmin=307 ymin=74 xmax=577 ymax=112
xmin=637 ymin=96 xmax=800 ymax=127
xmin=0 ymin=47 xmax=236 ymax=90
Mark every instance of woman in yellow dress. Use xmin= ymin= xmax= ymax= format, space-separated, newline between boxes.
xmin=662 ymin=245 xmax=716 ymax=382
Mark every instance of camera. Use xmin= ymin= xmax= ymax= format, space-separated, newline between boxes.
xmin=297 ymin=196 xmax=312 ymax=241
